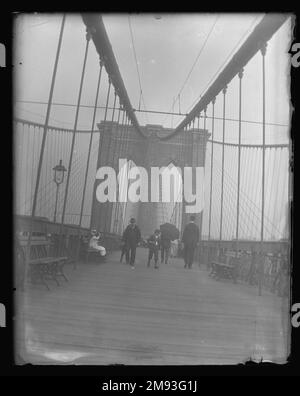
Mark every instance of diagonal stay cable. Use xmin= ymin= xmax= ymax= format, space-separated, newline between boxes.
xmin=176 ymin=15 xmax=220 ymax=103
xmin=162 ymin=15 xmax=220 ymax=126
xmin=186 ymin=14 xmax=262 ymax=114
xmin=128 ymin=15 xmax=149 ymax=125
xmin=211 ymin=148 xmax=286 ymax=236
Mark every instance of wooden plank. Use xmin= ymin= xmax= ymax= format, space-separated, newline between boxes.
xmin=15 ymin=248 xmax=289 ymax=365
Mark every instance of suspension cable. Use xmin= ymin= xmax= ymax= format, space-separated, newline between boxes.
xmin=25 ymin=14 xmax=66 ymax=262
xmin=58 ymin=30 xmax=90 ymax=254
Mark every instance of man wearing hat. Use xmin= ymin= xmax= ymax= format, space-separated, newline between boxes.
xmin=122 ymin=218 xmax=141 ymax=269
xmin=182 ymin=215 xmax=199 ymax=269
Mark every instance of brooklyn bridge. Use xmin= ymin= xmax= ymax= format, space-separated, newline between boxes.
xmin=14 ymin=13 xmax=291 ymax=364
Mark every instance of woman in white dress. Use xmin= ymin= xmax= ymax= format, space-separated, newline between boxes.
xmin=89 ymin=230 xmax=106 ymax=256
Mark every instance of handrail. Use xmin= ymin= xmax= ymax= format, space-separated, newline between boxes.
xmin=14 ymin=117 xmax=96 ymax=134
xmin=207 ymin=139 xmax=289 ymax=149
xmin=14 ymin=117 xmax=289 ymax=149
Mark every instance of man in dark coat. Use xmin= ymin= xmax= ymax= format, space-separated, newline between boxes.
xmin=182 ymin=215 xmax=200 ymax=269
xmin=122 ymin=217 xmax=141 ymax=269
xmin=160 ymin=229 xmax=171 ymax=265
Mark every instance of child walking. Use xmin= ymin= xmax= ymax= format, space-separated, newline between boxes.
xmin=147 ymin=229 xmax=161 ymax=269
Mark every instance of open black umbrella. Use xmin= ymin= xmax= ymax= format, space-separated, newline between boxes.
xmin=160 ymin=223 xmax=180 ymax=241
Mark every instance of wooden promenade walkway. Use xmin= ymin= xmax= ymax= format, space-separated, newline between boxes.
xmin=16 ymin=248 xmax=289 ymax=365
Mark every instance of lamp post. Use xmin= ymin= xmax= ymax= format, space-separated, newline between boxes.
xmin=53 ymin=159 xmax=67 ymax=223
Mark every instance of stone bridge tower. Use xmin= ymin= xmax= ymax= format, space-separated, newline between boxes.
xmin=90 ymin=121 xmax=210 ymax=237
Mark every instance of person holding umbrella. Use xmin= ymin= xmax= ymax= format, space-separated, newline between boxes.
xmin=160 ymin=222 xmax=180 ymax=265
xmin=160 ymin=229 xmax=171 ymax=265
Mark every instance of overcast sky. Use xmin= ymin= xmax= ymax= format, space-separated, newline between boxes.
xmin=14 ymin=13 xmax=291 ymax=144
xmin=13 ymin=13 xmax=291 ymax=237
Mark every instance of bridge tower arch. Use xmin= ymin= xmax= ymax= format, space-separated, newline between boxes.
xmin=90 ymin=121 xmax=210 ymax=237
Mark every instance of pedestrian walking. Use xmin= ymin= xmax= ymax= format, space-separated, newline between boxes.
xmin=181 ymin=215 xmax=199 ymax=269
xmin=120 ymin=241 xmax=127 ymax=263
xmin=120 ymin=220 xmax=130 ymax=263
xmin=160 ymin=229 xmax=171 ymax=264
xmin=122 ymin=218 xmax=141 ymax=269
xmin=170 ymin=239 xmax=179 ymax=257
xmin=147 ymin=229 xmax=161 ymax=269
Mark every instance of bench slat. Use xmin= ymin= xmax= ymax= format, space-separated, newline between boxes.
xmin=212 ymin=261 xmax=234 ymax=268
xmin=18 ymin=237 xmax=69 ymax=290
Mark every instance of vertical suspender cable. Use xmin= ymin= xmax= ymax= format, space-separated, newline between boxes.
xmin=87 ymin=60 xmax=104 ymax=230
xmin=199 ymin=107 xmax=207 ymax=242
xmin=199 ymin=108 xmax=207 ymax=265
xmin=75 ymin=57 xmax=104 ymax=261
xmin=119 ymin=114 xmax=128 ymax=232
xmin=259 ymin=42 xmax=267 ymax=295
xmin=236 ymin=69 xmax=244 ymax=254
xmin=208 ymin=98 xmax=216 ymax=241
xmin=26 ymin=14 xmax=66 ymax=262
xmin=123 ymin=115 xmax=131 ymax=229
xmin=110 ymin=96 xmax=122 ymax=234
xmin=115 ymin=109 xmax=125 ymax=234
xmin=103 ymin=89 xmax=117 ymax=233
xmin=94 ymin=74 xmax=112 ymax=233
xmin=59 ymin=30 xmax=90 ymax=255
xmin=220 ymin=86 xmax=227 ymax=242
xmin=121 ymin=115 xmax=129 ymax=231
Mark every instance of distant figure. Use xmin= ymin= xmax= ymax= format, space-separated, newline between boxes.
xmin=120 ymin=220 xmax=130 ymax=263
xmin=147 ymin=229 xmax=161 ymax=269
xmin=246 ymin=245 xmax=257 ymax=285
xmin=182 ymin=215 xmax=199 ymax=269
xmin=122 ymin=218 xmax=141 ymax=269
xmin=89 ymin=230 xmax=106 ymax=257
xmin=120 ymin=241 xmax=127 ymax=263
xmin=160 ymin=229 xmax=171 ymax=264
xmin=170 ymin=239 xmax=179 ymax=257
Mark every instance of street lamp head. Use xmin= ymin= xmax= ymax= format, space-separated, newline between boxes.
xmin=53 ymin=159 xmax=67 ymax=185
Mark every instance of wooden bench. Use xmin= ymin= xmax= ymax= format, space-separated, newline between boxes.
xmin=18 ymin=236 xmax=69 ymax=290
xmin=85 ymin=247 xmax=107 ymax=263
xmin=209 ymin=251 xmax=241 ymax=283
xmin=84 ymin=239 xmax=109 ymax=263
